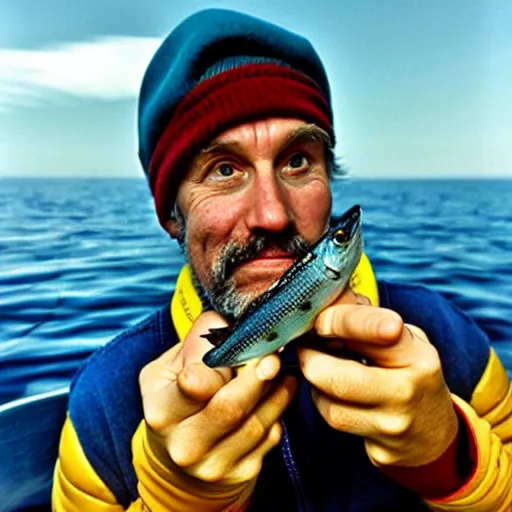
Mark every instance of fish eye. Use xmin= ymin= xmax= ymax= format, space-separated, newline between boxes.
xmin=333 ymin=229 xmax=348 ymax=245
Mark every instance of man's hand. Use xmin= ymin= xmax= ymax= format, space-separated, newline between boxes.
xmin=297 ymin=290 xmax=459 ymax=468
xmin=139 ymin=311 xmax=298 ymax=487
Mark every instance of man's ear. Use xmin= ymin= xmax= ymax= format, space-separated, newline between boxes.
xmin=163 ymin=219 xmax=180 ymax=239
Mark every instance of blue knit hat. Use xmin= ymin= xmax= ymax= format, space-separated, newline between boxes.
xmin=138 ymin=8 xmax=334 ymax=224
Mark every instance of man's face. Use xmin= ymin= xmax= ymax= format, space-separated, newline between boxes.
xmin=167 ymin=118 xmax=332 ymax=320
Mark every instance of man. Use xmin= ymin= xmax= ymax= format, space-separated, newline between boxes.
xmin=52 ymin=8 xmax=512 ymax=511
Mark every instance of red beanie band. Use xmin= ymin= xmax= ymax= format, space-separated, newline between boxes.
xmin=149 ymin=64 xmax=334 ymax=226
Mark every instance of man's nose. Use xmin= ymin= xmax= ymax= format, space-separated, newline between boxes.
xmin=245 ymin=174 xmax=293 ymax=233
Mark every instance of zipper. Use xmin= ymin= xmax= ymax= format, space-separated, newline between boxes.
xmin=281 ymin=421 xmax=313 ymax=512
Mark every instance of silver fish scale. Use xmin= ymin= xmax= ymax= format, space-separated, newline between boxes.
xmin=211 ymin=256 xmax=335 ymax=361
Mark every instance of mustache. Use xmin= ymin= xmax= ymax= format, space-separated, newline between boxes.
xmin=215 ymin=230 xmax=311 ymax=282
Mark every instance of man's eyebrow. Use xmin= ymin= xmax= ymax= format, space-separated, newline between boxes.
xmin=278 ymin=124 xmax=332 ymax=155
xmin=188 ymin=140 xmax=244 ymax=174
xmin=198 ymin=140 xmax=243 ymax=159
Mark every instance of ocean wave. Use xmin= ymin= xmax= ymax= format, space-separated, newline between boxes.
xmin=1 ymin=178 xmax=511 ymax=403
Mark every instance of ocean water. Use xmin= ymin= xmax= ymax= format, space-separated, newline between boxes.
xmin=1 ymin=178 xmax=511 ymax=405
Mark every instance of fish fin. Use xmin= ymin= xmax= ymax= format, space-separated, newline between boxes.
xmin=200 ymin=326 xmax=232 ymax=347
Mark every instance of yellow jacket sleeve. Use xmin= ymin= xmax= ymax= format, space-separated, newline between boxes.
xmin=132 ymin=421 xmax=254 ymax=512
xmin=426 ymin=349 xmax=512 ymax=511
xmin=52 ymin=416 xmax=253 ymax=512
xmin=52 ymin=417 xmax=142 ymax=512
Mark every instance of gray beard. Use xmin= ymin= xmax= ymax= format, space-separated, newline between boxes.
xmin=174 ymin=208 xmax=310 ymax=322
xmin=189 ymin=263 xmax=254 ymax=322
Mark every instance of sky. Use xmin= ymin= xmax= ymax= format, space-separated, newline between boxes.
xmin=1 ymin=0 xmax=511 ymax=179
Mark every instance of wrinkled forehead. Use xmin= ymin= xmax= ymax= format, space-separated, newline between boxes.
xmin=212 ymin=119 xmax=331 ymax=147
xmin=189 ymin=119 xmax=332 ymax=169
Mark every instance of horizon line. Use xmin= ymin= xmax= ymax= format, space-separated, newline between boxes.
xmin=1 ymin=175 xmax=511 ymax=181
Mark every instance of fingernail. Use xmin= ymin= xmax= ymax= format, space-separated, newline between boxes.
xmin=379 ymin=315 xmax=403 ymax=339
xmin=256 ymin=357 xmax=276 ymax=381
xmin=315 ymin=310 xmax=331 ymax=335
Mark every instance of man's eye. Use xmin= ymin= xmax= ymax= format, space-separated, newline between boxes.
xmin=206 ymin=162 xmax=244 ymax=185
xmin=216 ymin=163 xmax=235 ymax=177
xmin=288 ymin=154 xmax=308 ymax=169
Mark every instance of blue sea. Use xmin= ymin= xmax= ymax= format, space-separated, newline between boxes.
xmin=1 ymin=178 xmax=512 ymax=405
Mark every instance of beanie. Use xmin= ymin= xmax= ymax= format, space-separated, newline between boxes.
xmin=138 ymin=8 xmax=334 ymax=225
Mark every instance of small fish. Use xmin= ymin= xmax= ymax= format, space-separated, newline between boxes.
xmin=202 ymin=204 xmax=363 ymax=368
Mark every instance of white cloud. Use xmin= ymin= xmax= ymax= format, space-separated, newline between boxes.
xmin=0 ymin=36 xmax=161 ymax=110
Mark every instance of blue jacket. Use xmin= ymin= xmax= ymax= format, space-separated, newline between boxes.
xmin=52 ymin=278 xmax=512 ymax=511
